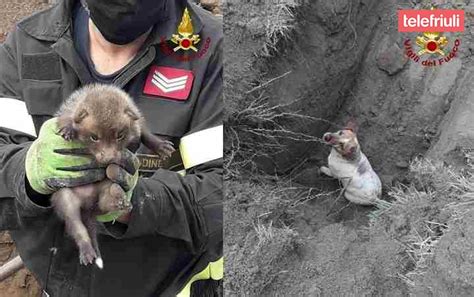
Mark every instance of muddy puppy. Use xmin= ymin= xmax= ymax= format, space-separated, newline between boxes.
xmin=52 ymin=84 xmax=175 ymax=268
xmin=320 ymin=122 xmax=382 ymax=205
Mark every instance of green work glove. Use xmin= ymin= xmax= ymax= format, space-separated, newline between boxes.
xmin=96 ymin=149 xmax=140 ymax=222
xmin=25 ymin=118 xmax=105 ymax=195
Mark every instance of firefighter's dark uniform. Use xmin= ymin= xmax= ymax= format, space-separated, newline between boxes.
xmin=0 ymin=0 xmax=223 ymax=296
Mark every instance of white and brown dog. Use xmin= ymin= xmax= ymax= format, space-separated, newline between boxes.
xmin=320 ymin=122 xmax=382 ymax=205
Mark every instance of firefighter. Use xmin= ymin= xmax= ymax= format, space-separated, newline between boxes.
xmin=0 ymin=0 xmax=222 ymax=296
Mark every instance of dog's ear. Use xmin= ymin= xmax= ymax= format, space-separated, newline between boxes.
xmin=344 ymin=118 xmax=358 ymax=133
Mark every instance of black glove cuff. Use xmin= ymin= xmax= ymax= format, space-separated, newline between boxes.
xmin=25 ymin=177 xmax=51 ymax=207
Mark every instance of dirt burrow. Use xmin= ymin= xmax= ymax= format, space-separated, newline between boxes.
xmin=328 ymin=0 xmax=474 ymax=187
xmin=251 ymin=0 xmax=381 ymax=174
xmin=260 ymin=0 xmax=474 ymax=184
xmin=262 ymin=0 xmax=474 ymax=295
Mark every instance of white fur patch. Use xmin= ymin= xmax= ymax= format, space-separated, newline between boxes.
xmin=95 ymin=257 xmax=104 ymax=269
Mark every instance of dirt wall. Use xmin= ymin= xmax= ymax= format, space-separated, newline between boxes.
xmin=252 ymin=0 xmax=381 ymax=173
xmin=330 ymin=0 xmax=474 ymax=185
xmin=241 ymin=0 xmax=474 ymax=182
xmin=427 ymin=69 xmax=474 ymax=166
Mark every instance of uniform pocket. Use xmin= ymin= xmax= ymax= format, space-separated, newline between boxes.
xmin=21 ymin=52 xmax=62 ymax=82
xmin=23 ymin=80 xmax=63 ymax=116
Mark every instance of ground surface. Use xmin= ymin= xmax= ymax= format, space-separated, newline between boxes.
xmin=225 ymin=0 xmax=474 ymax=296
xmin=0 ymin=233 xmax=41 ymax=297
xmin=0 ymin=0 xmax=50 ymax=43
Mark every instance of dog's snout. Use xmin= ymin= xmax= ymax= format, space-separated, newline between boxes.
xmin=323 ymin=133 xmax=332 ymax=142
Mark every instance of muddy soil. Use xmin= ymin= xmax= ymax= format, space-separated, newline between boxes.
xmin=0 ymin=0 xmax=51 ymax=43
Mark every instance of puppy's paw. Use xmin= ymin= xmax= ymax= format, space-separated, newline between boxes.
xmin=58 ymin=124 xmax=77 ymax=141
xmin=158 ymin=140 xmax=175 ymax=159
xmin=98 ymin=183 xmax=128 ymax=213
xmin=78 ymin=241 xmax=97 ymax=266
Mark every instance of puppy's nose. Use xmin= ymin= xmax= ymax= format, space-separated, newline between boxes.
xmin=323 ymin=133 xmax=333 ymax=142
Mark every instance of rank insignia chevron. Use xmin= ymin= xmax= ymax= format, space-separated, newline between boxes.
xmin=143 ymin=66 xmax=194 ymax=100
xmin=152 ymin=71 xmax=188 ymax=93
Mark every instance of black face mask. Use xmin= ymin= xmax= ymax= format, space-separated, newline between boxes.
xmin=84 ymin=0 xmax=167 ymax=45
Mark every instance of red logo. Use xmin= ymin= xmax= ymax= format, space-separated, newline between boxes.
xmin=143 ymin=66 xmax=194 ymax=100
xmin=160 ymin=36 xmax=211 ymax=62
xmin=399 ymin=8 xmax=463 ymax=67
xmin=398 ymin=9 xmax=464 ymax=32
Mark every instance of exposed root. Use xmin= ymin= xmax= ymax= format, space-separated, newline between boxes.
xmin=262 ymin=1 xmax=298 ymax=56
xmin=225 ymin=93 xmax=340 ymax=178
xmin=347 ymin=0 xmax=358 ymax=50
xmin=246 ymin=71 xmax=292 ymax=95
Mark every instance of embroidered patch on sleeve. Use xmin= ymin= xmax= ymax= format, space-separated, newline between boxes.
xmin=143 ymin=66 xmax=194 ymax=101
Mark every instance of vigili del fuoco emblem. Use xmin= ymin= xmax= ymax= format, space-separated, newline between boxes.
xmin=171 ymin=8 xmax=201 ymax=52
xmin=416 ymin=32 xmax=448 ymax=56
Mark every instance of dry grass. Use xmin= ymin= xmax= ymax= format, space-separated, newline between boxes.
xmin=225 ymin=94 xmax=336 ymax=178
xmin=224 ymin=0 xmax=306 ymax=179
xmin=369 ymin=156 xmax=474 ymax=287
xmin=223 ymin=0 xmax=310 ymax=176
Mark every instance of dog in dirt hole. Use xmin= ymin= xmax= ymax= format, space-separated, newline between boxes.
xmin=320 ymin=120 xmax=382 ymax=205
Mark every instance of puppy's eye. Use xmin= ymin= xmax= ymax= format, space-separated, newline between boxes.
xmin=117 ymin=132 xmax=126 ymax=141
xmin=338 ymin=131 xmax=343 ymax=135
xmin=90 ymin=134 xmax=99 ymax=142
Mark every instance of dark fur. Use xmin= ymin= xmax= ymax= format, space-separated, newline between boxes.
xmin=52 ymin=84 xmax=175 ymax=267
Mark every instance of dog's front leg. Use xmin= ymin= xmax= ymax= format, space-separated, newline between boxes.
xmin=320 ymin=166 xmax=333 ymax=177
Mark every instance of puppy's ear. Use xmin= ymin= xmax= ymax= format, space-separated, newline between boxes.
xmin=73 ymin=108 xmax=88 ymax=124
xmin=125 ymin=108 xmax=140 ymax=121
xmin=344 ymin=118 xmax=358 ymax=133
